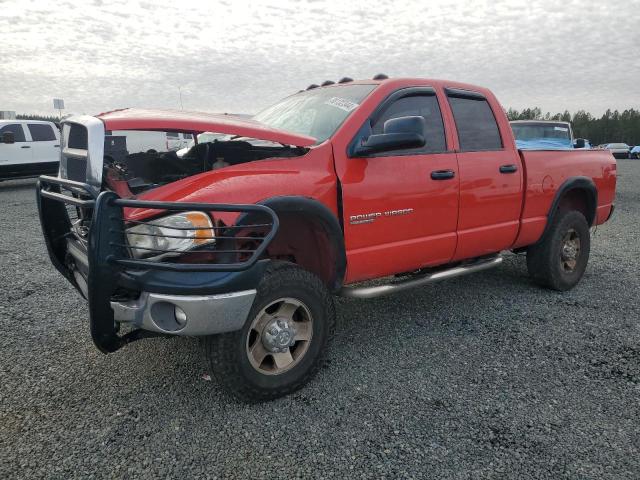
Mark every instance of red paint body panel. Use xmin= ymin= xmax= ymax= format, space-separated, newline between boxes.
xmin=512 ymin=149 xmax=617 ymax=248
xmin=447 ymin=86 xmax=524 ymax=260
xmin=452 ymin=150 xmax=523 ymax=260
xmin=98 ymin=108 xmax=317 ymax=147
xmin=331 ymin=80 xmax=461 ymax=282
xmin=127 ymin=142 xmax=338 ymax=225
xmin=110 ymin=78 xmax=617 ymax=286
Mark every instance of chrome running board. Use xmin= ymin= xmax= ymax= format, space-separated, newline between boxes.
xmin=339 ymin=256 xmax=503 ymax=299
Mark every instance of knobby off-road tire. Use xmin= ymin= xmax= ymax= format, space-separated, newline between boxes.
xmin=526 ymin=210 xmax=591 ymax=291
xmin=206 ymin=262 xmax=335 ymax=402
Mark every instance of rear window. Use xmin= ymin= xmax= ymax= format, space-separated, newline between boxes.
xmin=447 ymin=94 xmax=502 ymax=151
xmin=28 ymin=123 xmax=56 ymax=142
xmin=0 ymin=123 xmax=26 ymax=142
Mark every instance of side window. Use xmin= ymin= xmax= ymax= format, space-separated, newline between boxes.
xmin=0 ymin=124 xmax=26 ymax=142
xmin=447 ymin=94 xmax=502 ymax=151
xmin=166 ymin=131 xmax=179 ymax=138
xmin=371 ymin=94 xmax=446 ymax=154
xmin=28 ymin=124 xmax=56 ymax=142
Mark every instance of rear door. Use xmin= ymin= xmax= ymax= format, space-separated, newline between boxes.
xmin=0 ymin=123 xmax=32 ymax=167
xmin=338 ymin=88 xmax=460 ymax=282
xmin=444 ymin=88 xmax=523 ymax=261
xmin=27 ymin=123 xmax=60 ymax=164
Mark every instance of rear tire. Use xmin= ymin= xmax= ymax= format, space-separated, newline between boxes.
xmin=205 ymin=262 xmax=335 ymax=402
xmin=526 ymin=210 xmax=590 ymax=291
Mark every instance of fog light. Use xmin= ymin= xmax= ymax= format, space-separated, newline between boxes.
xmin=174 ymin=306 xmax=187 ymax=327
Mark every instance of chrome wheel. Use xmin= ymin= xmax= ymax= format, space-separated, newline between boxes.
xmin=560 ymin=228 xmax=581 ymax=272
xmin=246 ymin=297 xmax=313 ymax=375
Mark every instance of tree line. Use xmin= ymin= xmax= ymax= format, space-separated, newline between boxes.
xmin=16 ymin=107 xmax=640 ymax=146
xmin=506 ymin=108 xmax=640 ymax=146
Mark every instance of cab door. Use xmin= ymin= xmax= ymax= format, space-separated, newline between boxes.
xmin=444 ymin=88 xmax=523 ymax=261
xmin=337 ymin=88 xmax=460 ymax=283
xmin=0 ymin=124 xmax=33 ymax=167
xmin=27 ymin=123 xmax=60 ymax=164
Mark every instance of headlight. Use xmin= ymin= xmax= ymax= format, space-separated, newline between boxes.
xmin=126 ymin=211 xmax=215 ymax=259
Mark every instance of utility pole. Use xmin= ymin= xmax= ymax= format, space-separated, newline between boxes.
xmin=178 ymin=87 xmax=184 ymax=110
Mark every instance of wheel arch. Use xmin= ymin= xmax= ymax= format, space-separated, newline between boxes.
xmin=236 ymin=196 xmax=347 ymax=292
xmin=545 ymin=176 xmax=597 ymax=235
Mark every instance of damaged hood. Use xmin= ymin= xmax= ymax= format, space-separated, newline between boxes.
xmin=97 ymin=108 xmax=317 ymax=147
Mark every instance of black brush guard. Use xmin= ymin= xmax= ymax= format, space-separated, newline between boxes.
xmin=36 ymin=175 xmax=279 ymax=353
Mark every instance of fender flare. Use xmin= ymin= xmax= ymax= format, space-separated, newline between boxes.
xmin=543 ymin=176 xmax=597 ymax=238
xmin=236 ymin=196 xmax=347 ymax=291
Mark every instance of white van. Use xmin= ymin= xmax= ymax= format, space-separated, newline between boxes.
xmin=0 ymin=120 xmax=60 ymax=180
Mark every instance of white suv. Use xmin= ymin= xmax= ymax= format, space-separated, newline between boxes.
xmin=0 ymin=120 xmax=60 ymax=180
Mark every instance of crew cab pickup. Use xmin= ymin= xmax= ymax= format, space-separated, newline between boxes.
xmin=37 ymin=77 xmax=617 ymax=400
xmin=1 ymin=120 xmax=60 ymax=180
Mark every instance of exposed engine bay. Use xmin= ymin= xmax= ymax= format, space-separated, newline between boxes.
xmin=103 ymin=138 xmax=307 ymax=195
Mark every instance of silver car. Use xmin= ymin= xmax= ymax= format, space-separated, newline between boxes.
xmin=604 ymin=143 xmax=630 ymax=159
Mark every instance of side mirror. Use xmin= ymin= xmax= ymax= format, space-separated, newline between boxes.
xmin=574 ymin=138 xmax=586 ymax=148
xmin=354 ymin=116 xmax=425 ymax=156
xmin=1 ymin=131 xmax=15 ymax=144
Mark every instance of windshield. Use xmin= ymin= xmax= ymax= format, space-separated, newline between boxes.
xmin=253 ymin=84 xmax=376 ymax=144
xmin=511 ymin=123 xmax=571 ymax=142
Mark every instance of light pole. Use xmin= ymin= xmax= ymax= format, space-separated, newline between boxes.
xmin=53 ymin=98 xmax=65 ymax=120
xmin=178 ymin=86 xmax=184 ymax=110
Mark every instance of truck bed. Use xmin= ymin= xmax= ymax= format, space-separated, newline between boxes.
xmin=513 ymin=149 xmax=617 ymax=249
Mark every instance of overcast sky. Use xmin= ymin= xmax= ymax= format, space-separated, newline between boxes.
xmin=1 ymin=0 xmax=638 ymax=117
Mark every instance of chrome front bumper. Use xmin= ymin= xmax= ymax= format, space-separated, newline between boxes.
xmin=111 ymin=290 xmax=257 ymax=336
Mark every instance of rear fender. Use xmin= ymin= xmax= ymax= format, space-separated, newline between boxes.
xmin=542 ymin=176 xmax=597 ymax=239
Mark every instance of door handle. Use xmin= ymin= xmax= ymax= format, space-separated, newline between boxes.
xmin=21 ymin=145 xmax=31 ymax=149
xmin=499 ymin=164 xmax=518 ymax=173
xmin=431 ymin=169 xmax=455 ymax=180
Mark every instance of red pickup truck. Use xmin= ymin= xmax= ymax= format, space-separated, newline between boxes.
xmin=37 ymin=76 xmax=616 ymax=400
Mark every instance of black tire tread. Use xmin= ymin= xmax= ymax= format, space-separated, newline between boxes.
xmin=526 ymin=210 xmax=590 ymax=291
xmin=205 ymin=262 xmax=335 ymax=402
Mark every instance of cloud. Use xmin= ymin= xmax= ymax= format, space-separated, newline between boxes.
xmin=0 ymin=0 xmax=638 ymax=116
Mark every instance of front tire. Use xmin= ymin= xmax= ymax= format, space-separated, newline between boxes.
xmin=526 ymin=210 xmax=591 ymax=291
xmin=206 ymin=262 xmax=335 ymax=401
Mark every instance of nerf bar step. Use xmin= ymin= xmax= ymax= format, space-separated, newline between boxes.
xmin=339 ymin=255 xmax=503 ymax=299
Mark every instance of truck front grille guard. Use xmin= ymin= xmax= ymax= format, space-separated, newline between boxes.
xmin=38 ymin=175 xmax=280 ymax=272
xmin=37 ymin=175 xmax=279 ymax=354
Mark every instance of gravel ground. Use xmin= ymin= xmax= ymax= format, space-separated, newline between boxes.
xmin=1 ymin=161 xmax=639 ymax=479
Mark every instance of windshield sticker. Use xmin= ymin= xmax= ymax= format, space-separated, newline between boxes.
xmin=554 ymin=126 xmax=569 ymax=132
xmin=325 ymin=97 xmax=360 ymax=112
